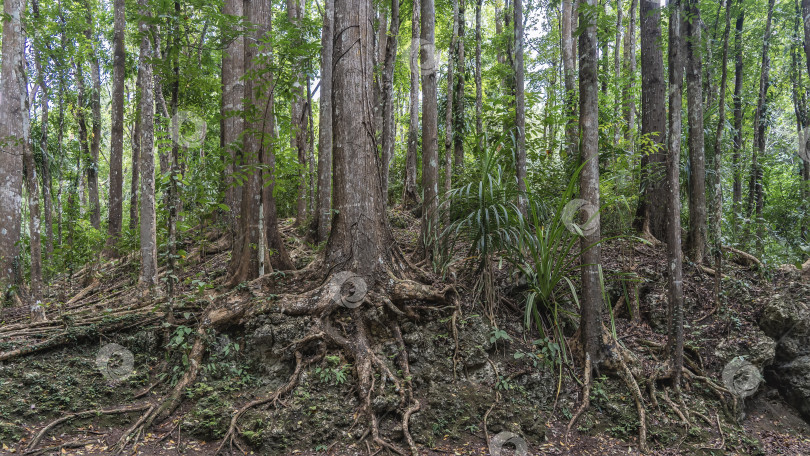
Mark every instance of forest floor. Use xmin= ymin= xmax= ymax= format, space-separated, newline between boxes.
xmin=1 ymin=212 xmax=809 ymax=455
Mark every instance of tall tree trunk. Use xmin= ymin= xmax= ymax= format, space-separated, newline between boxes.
xmin=666 ymin=0 xmax=685 ymax=388
xmin=795 ymin=0 xmax=810 ymax=241
xmin=138 ymin=0 xmax=159 ymax=290
xmin=514 ymin=0 xmax=526 ymax=216
xmin=613 ymin=0 xmax=623 ymax=144
xmin=421 ymin=0 xmax=439 ymax=255
xmin=222 ymin=0 xmax=245 ymax=224
xmin=444 ymin=4 xmax=457 ymax=221
xmin=634 ymin=0 xmax=668 ymax=241
xmin=474 ymin=0 xmax=483 ymax=155
xmin=561 ymin=0 xmax=578 ymax=160
xmin=85 ymin=14 xmax=102 ymax=231
xmin=578 ymin=0 xmax=604 ymax=368
xmin=731 ymin=10 xmax=744 ymax=214
xmin=24 ymin=121 xmax=43 ymax=304
xmin=32 ymin=0 xmax=53 ymax=257
xmin=748 ymin=0 xmax=775 ymax=252
xmin=403 ymin=0 xmax=421 ymax=208
xmin=229 ymin=0 xmax=294 ymax=286
xmin=316 ymin=0 xmax=333 ymax=242
xmin=711 ymin=0 xmax=732 ymax=301
xmin=622 ymin=0 xmax=637 ymax=147
xmin=290 ymin=0 xmax=308 ymax=226
xmin=75 ymin=63 xmax=92 ymax=222
xmin=380 ymin=0 xmax=400 ymax=206
xmin=107 ymin=0 xmax=126 ymax=254
xmin=803 ymin=0 xmax=810 ymax=77
xmin=453 ymin=0 xmax=466 ymax=170
xmin=130 ymin=115 xmax=141 ymax=232
xmin=326 ymin=0 xmax=399 ymax=277
xmin=307 ymin=78 xmax=316 ymax=214
xmin=685 ymin=0 xmax=707 ymax=263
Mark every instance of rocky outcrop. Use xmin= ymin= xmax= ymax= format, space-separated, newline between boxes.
xmin=759 ymin=288 xmax=810 ymax=421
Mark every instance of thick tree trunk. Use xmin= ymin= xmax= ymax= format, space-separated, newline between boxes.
xmin=222 ymin=0 xmax=245 ymax=223
xmin=138 ymin=0 xmax=159 ymax=289
xmin=514 ymin=0 xmax=526 ymax=216
xmin=748 ymin=0 xmax=775 ymax=252
xmin=380 ymin=0 xmax=400 ymax=206
xmin=326 ymin=0 xmax=398 ymax=278
xmin=421 ymin=0 xmax=439 ymax=254
xmin=635 ymin=0 xmax=668 ymax=241
xmin=453 ymin=0 xmax=466 ymax=170
xmin=561 ymin=0 xmax=578 ymax=160
xmin=685 ymin=0 xmax=706 ymax=264
xmin=731 ymin=11 xmax=744 ymax=214
xmin=316 ymin=0 xmax=334 ymax=242
xmin=107 ymin=0 xmax=126 ymax=254
xmin=403 ymin=0 xmax=421 ymax=209
xmin=578 ymin=0 xmax=603 ymax=366
xmin=795 ymin=0 xmax=810 ymax=241
xmin=666 ymin=0 xmax=685 ymax=387
xmin=474 ymin=0 xmax=483 ymax=155
xmin=85 ymin=15 xmax=103 ymax=231
xmin=622 ymin=0 xmax=637 ymax=148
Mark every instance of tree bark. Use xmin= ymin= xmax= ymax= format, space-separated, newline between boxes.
xmin=326 ymin=0 xmax=398 ymax=277
xmin=444 ymin=5 xmax=457 ymax=220
xmin=748 ymin=0 xmax=775 ymax=252
xmin=453 ymin=0 xmax=466 ymax=170
xmin=685 ymin=0 xmax=706 ymax=264
xmin=613 ymin=0 xmax=623 ymax=144
xmin=107 ymin=0 xmax=126 ymax=254
xmin=803 ymin=0 xmax=810 ymax=78
xmin=316 ymin=0 xmax=334 ymax=242
xmin=84 ymin=11 xmax=102 ymax=231
xmin=32 ymin=0 xmax=53 ymax=257
xmin=403 ymin=0 xmax=421 ymax=209
xmin=578 ymin=0 xmax=603 ymax=366
xmin=222 ymin=0 xmax=245 ymax=224
xmin=24 ymin=121 xmax=42 ymax=303
xmin=635 ymin=0 xmax=668 ymax=241
xmin=666 ymin=0 xmax=685 ymax=387
xmin=421 ymin=0 xmax=439 ymax=254
xmin=291 ymin=0 xmax=308 ymax=227
xmin=731 ymin=10 xmax=744 ymax=214
xmin=380 ymin=0 xmax=400 ymax=206
xmin=474 ymin=0 xmax=483 ymax=156
xmin=561 ymin=0 xmax=578 ymax=160
xmin=514 ymin=0 xmax=526 ymax=216
xmin=138 ymin=0 xmax=158 ymax=289
xmin=129 ymin=114 xmax=141 ymax=233
xmin=711 ymin=0 xmax=732 ymax=280
xmin=622 ymin=0 xmax=637 ymax=148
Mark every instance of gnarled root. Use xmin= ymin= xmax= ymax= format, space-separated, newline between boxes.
xmin=566 ymin=353 xmax=592 ymax=439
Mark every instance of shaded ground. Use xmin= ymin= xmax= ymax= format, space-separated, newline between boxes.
xmin=1 ymin=215 xmax=809 ymax=455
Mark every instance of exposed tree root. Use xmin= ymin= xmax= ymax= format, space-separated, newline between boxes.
xmin=721 ymin=245 xmax=762 ymax=268
xmin=24 ymin=404 xmax=151 ymax=453
xmin=566 ymin=353 xmax=592 ymax=439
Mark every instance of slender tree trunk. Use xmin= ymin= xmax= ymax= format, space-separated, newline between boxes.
xmin=794 ymin=0 xmax=810 ymax=241
xmin=666 ymin=0 xmax=685 ymax=388
xmin=107 ymin=0 xmax=126 ymax=254
xmin=24 ymin=122 xmax=42 ymax=303
xmin=85 ymin=14 xmax=102 ymax=231
xmin=222 ymin=0 xmax=245 ymax=223
xmin=622 ymin=0 xmax=637 ymax=148
xmin=32 ymin=0 xmax=53 ymax=257
xmin=381 ymin=0 xmax=400 ymax=206
xmin=514 ymin=0 xmax=526 ymax=216
xmin=748 ymin=0 xmax=775 ymax=252
xmin=130 ymin=114 xmax=141 ymax=232
xmin=803 ymin=0 xmax=810 ymax=77
xmin=138 ymin=0 xmax=159 ymax=290
xmin=421 ymin=0 xmax=439 ymax=255
xmin=316 ymin=0 xmax=333 ymax=242
xmin=712 ymin=0 xmax=732 ymax=302
xmin=474 ymin=0 xmax=483 ymax=155
xmin=561 ymin=0 xmax=578 ymax=160
xmin=75 ymin=63 xmax=93 ymax=222
xmin=731 ymin=10 xmax=744 ymax=214
xmin=578 ymin=0 xmax=603 ymax=367
xmin=444 ymin=5 xmax=457 ymax=221
xmin=635 ymin=0 xmax=668 ymax=241
xmin=403 ymin=0 xmax=421 ymax=208
xmin=307 ymin=78 xmax=316 ymax=214
xmin=685 ymin=0 xmax=706 ymax=263
xmin=290 ymin=0 xmax=308 ymax=226
xmin=453 ymin=0 xmax=466 ymax=170
xmin=613 ymin=0 xmax=623 ymax=144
